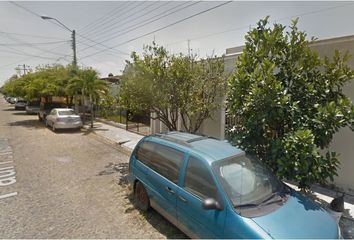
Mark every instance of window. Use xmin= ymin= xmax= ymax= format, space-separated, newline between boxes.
xmin=135 ymin=141 xmax=184 ymax=183
xmin=184 ymin=156 xmax=217 ymax=200
xmin=58 ymin=110 xmax=75 ymax=116
xmin=135 ymin=141 xmax=155 ymax=168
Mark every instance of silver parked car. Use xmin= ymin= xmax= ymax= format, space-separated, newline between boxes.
xmin=45 ymin=108 xmax=83 ymax=131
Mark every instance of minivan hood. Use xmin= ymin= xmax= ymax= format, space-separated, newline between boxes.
xmin=251 ymin=191 xmax=338 ymax=239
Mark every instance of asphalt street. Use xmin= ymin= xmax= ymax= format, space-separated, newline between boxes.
xmin=0 ymin=97 xmax=185 ymax=238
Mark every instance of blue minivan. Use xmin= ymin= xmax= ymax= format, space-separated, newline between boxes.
xmin=129 ymin=132 xmax=340 ymax=239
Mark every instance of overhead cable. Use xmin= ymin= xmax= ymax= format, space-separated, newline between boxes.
xmin=80 ymin=1 xmax=232 ymax=60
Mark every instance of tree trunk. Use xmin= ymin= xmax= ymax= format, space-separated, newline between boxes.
xmin=90 ymin=95 xmax=94 ymax=128
xmin=74 ymin=95 xmax=79 ymax=114
xmin=81 ymin=93 xmax=86 ymax=125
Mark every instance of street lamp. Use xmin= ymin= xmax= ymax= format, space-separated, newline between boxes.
xmin=41 ymin=15 xmax=77 ymax=67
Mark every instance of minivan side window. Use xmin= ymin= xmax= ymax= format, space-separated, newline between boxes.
xmin=135 ymin=141 xmax=155 ymax=168
xmin=184 ymin=156 xmax=217 ymax=200
xmin=135 ymin=141 xmax=184 ymax=184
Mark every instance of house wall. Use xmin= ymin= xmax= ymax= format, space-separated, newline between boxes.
xmin=310 ymin=36 xmax=354 ymax=193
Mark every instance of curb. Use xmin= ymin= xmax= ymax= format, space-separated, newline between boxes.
xmin=95 ymin=117 xmax=127 ymax=130
xmin=82 ymin=126 xmax=132 ymax=156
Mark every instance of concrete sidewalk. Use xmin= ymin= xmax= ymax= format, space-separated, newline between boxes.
xmin=83 ymin=120 xmax=144 ymax=155
xmin=84 ymin=120 xmax=353 ymax=238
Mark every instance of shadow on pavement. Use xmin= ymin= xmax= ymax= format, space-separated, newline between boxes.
xmin=98 ymin=162 xmax=188 ymax=239
xmin=81 ymin=127 xmax=109 ymax=136
xmin=51 ymin=128 xmax=84 ymax=135
xmin=12 ymin=112 xmax=28 ymax=116
xmin=8 ymin=119 xmax=46 ymax=129
xmin=2 ymin=107 xmax=16 ymax=111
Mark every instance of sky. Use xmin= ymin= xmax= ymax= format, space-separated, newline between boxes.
xmin=1 ymin=1 xmax=354 ymax=85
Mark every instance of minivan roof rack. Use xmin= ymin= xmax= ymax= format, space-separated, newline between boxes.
xmin=152 ymin=131 xmax=211 ymax=146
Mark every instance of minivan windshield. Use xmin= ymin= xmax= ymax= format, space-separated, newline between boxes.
xmin=213 ymin=154 xmax=284 ymax=209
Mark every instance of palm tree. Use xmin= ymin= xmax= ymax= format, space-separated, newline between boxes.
xmin=67 ymin=68 xmax=108 ymax=128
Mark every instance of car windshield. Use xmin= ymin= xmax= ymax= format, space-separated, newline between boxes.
xmin=213 ymin=154 xmax=284 ymax=208
xmin=58 ymin=110 xmax=75 ymax=116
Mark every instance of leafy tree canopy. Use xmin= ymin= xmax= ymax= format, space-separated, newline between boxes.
xmin=120 ymin=42 xmax=227 ymax=133
xmin=1 ymin=64 xmax=107 ymax=104
xmin=227 ymin=17 xmax=354 ymax=189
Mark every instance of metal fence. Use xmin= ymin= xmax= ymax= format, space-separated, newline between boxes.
xmin=96 ymin=106 xmax=151 ymax=135
xmin=224 ymin=111 xmax=240 ymax=141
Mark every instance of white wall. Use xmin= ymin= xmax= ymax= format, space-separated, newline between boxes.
xmin=310 ymin=36 xmax=354 ymax=193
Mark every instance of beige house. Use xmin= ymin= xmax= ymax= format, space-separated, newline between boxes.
xmin=151 ymin=35 xmax=354 ymax=193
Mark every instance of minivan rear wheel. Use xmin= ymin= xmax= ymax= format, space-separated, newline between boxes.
xmin=135 ymin=181 xmax=150 ymax=211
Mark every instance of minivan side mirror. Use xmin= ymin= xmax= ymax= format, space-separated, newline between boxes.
xmin=202 ymin=198 xmax=223 ymax=211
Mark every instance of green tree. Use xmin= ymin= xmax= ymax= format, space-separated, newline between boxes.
xmin=2 ymin=64 xmax=73 ymax=102
xmin=67 ymin=68 xmax=108 ymax=128
xmin=120 ymin=42 xmax=226 ymax=132
xmin=227 ymin=17 xmax=354 ymax=189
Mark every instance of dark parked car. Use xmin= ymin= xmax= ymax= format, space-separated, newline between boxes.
xmin=38 ymin=102 xmax=67 ymax=121
xmin=14 ymin=100 xmax=27 ymax=110
xmin=26 ymin=101 xmax=40 ymax=114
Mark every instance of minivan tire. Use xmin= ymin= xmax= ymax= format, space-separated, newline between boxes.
xmin=135 ymin=181 xmax=150 ymax=212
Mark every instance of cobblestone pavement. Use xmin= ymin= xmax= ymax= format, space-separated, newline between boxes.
xmin=0 ymin=98 xmax=186 ymax=239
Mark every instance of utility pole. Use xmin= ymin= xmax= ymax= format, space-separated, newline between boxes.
xmin=187 ymin=39 xmax=191 ymax=57
xmin=72 ymin=30 xmax=77 ymax=67
xmin=41 ymin=16 xmax=77 ymax=67
xmin=17 ymin=64 xmax=30 ymax=76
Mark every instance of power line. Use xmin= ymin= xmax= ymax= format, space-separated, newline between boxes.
xmin=0 ymin=40 xmax=69 ymax=46
xmin=78 ymin=1 xmax=130 ymax=32
xmin=166 ymin=2 xmax=354 ymax=47
xmin=81 ymin=1 xmax=146 ymax=37
xmin=3 ymin=34 xmax=70 ymax=57
xmin=0 ymin=31 xmax=67 ymax=40
xmin=0 ymin=41 xmax=71 ymax=69
xmin=9 ymin=1 xmax=42 ymax=18
xmin=169 ymin=5 xmax=354 ymax=57
xmin=76 ymin=34 xmax=129 ymax=56
xmin=79 ymin=1 xmax=137 ymax=34
xmin=9 ymin=1 xmax=130 ymax=59
xmin=0 ymin=46 xmax=61 ymax=60
xmin=79 ymin=1 xmax=186 ymax=47
xmin=77 ymin=1 xmax=200 ymax=55
xmin=80 ymin=1 xmax=232 ymax=60
xmin=82 ymin=1 xmax=160 ymax=38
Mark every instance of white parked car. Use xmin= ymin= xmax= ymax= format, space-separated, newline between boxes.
xmin=45 ymin=108 xmax=83 ymax=131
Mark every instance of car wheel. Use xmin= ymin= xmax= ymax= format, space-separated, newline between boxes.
xmin=135 ymin=181 xmax=150 ymax=212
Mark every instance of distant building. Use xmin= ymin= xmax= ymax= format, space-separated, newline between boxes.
xmin=100 ymin=73 xmax=121 ymax=96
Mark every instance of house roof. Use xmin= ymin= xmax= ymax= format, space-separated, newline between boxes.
xmin=100 ymin=74 xmax=121 ymax=84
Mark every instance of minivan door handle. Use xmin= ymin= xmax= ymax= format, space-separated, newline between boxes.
xmin=178 ymin=195 xmax=187 ymax=203
xmin=165 ymin=186 xmax=175 ymax=194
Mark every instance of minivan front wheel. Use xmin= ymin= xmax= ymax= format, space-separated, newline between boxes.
xmin=135 ymin=181 xmax=150 ymax=212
